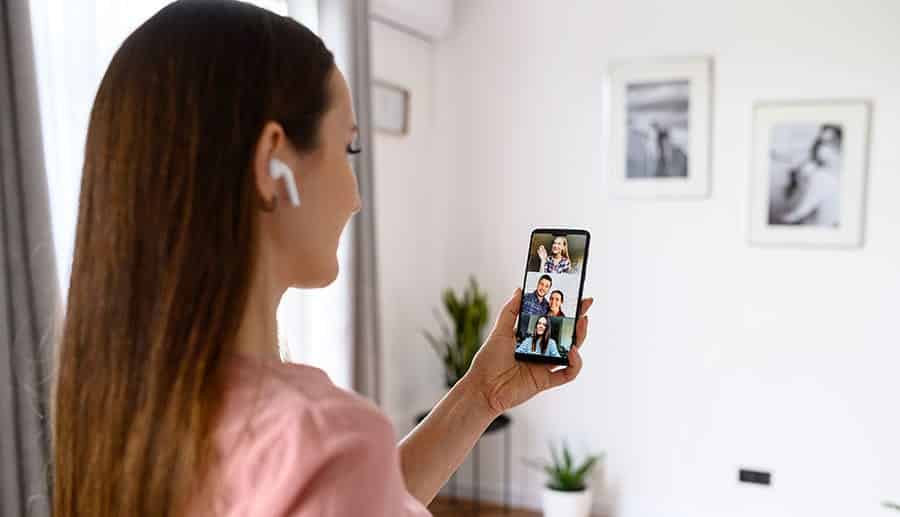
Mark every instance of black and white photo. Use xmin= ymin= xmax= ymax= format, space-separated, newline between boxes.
xmin=767 ymin=123 xmax=843 ymax=228
xmin=607 ymin=57 xmax=711 ymax=199
xmin=626 ymin=80 xmax=689 ymax=179
xmin=749 ymin=101 xmax=870 ymax=247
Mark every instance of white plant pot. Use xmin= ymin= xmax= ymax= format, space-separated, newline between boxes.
xmin=541 ymin=486 xmax=593 ymax=517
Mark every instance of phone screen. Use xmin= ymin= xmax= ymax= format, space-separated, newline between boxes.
xmin=515 ymin=229 xmax=590 ymax=366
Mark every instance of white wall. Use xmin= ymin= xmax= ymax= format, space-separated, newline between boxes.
xmin=371 ymin=0 xmax=454 ymax=40
xmin=376 ymin=0 xmax=900 ymax=515
xmin=370 ymin=20 xmax=463 ymax=430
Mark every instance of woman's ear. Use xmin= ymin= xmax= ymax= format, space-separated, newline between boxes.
xmin=253 ymin=121 xmax=286 ymax=208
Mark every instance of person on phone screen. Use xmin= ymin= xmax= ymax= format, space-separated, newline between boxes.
xmin=547 ymin=290 xmax=566 ymax=318
xmin=537 ymin=236 xmax=571 ymax=274
xmin=515 ymin=316 xmax=560 ymax=357
xmin=522 ymin=274 xmax=552 ymax=316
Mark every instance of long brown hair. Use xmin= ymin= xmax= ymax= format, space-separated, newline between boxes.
xmin=52 ymin=2 xmax=334 ymax=515
xmin=531 ymin=316 xmax=552 ymax=354
xmin=553 ymin=236 xmax=570 ymax=261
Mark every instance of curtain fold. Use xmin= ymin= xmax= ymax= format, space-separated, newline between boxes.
xmin=317 ymin=0 xmax=381 ymax=402
xmin=0 ymin=0 xmax=60 ymax=516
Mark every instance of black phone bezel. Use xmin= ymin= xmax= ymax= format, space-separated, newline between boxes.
xmin=514 ymin=228 xmax=591 ymax=367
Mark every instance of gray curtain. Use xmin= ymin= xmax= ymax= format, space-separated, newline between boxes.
xmin=0 ymin=0 xmax=59 ymax=516
xmin=317 ymin=0 xmax=381 ymax=402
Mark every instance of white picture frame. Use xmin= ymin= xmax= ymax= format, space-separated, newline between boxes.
xmin=748 ymin=101 xmax=871 ymax=248
xmin=606 ymin=57 xmax=712 ymax=199
xmin=372 ymin=80 xmax=410 ymax=136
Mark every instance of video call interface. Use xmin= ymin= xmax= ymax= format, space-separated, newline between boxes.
xmin=516 ymin=232 xmax=587 ymax=360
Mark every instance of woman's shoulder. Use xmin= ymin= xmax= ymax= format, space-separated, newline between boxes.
xmin=194 ymin=356 xmax=425 ymax=516
xmin=219 ymin=355 xmax=394 ymax=445
xmin=515 ymin=340 xmax=531 ymax=354
xmin=548 ymin=340 xmax=561 ymax=356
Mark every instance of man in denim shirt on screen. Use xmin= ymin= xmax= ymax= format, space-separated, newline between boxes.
xmin=522 ymin=274 xmax=552 ymax=316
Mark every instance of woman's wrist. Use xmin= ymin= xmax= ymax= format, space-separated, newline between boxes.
xmin=454 ymin=373 xmax=502 ymax=424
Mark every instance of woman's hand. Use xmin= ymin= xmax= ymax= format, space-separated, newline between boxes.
xmin=537 ymin=245 xmax=549 ymax=262
xmin=461 ymin=289 xmax=594 ymax=416
xmin=398 ymin=289 xmax=592 ymax=504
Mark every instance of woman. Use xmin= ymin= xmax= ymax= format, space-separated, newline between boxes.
xmin=52 ymin=2 xmax=593 ymax=516
xmin=537 ymin=236 xmax=572 ymax=274
xmin=778 ymin=124 xmax=842 ymax=227
xmin=547 ymin=290 xmax=565 ymax=318
xmin=515 ymin=316 xmax=561 ymax=357
xmin=651 ymin=121 xmax=688 ymax=178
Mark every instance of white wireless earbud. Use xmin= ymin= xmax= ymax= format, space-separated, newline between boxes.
xmin=268 ymin=158 xmax=301 ymax=207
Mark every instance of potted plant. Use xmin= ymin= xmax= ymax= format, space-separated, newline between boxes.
xmin=526 ymin=441 xmax=602 ymax=517
xmin=423 ymin=277 xmax=489 ymax=388
xmin=885 ymin=501 xmax=900 ymax=512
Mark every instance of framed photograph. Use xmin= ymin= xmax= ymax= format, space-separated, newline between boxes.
xmin=607 ymin=57 xmax=712 ymax=199
xmin=748 ymin=101 xmax=871 ymax=247
xmin=372 ymin=80 xmax=409 ymax=135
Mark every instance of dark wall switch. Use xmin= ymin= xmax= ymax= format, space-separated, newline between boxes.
xmin=739 ymin=469 xmax=772 ymax=485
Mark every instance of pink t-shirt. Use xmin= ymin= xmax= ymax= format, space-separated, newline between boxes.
xmin=190 ymin=355 xmax=432 ymax=516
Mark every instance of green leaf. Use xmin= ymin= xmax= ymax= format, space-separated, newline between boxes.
xmin=443 ymin=294 xmax=457 ymax=321
xmin=423 ymin=331 xmax=450 ymax=364
xmin=573 ymin=456 xmax=598 ymax=483
xmin=433 ymin=308 xmax=452 ymax=340
xmin=884 ymin=501 xmax=900 ymax=512
xmin=562 ymin=441 xmax=573 ymax=471
xmin=423 ymin=330 xmax=444 ymax=351
xmin=426 ymin=278 xmax=491 ymax=388
xmin=532 ymin=441 xmax=603 ymax=492
xmin=448 ymin=342 xmax=462 ymax=373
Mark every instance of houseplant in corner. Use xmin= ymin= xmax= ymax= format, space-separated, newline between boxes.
xmin=423 ymin=277 xmax=489 ymax=388
xmin=527 ymin=441 xmax=602 ymax=517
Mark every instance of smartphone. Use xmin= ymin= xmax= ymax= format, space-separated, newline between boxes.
xmin=514 ymin=228 xmax=590 ymax=366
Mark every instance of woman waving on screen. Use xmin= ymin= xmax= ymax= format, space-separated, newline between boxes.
xmin=537 ymin=235 xmax=572 ymax=274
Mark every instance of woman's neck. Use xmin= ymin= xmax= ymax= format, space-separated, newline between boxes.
xmin=234 ymin=256 xmax=284 ymax=361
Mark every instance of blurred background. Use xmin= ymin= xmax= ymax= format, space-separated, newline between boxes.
xmin=3 ymin=1 xmax=900 ymax=516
